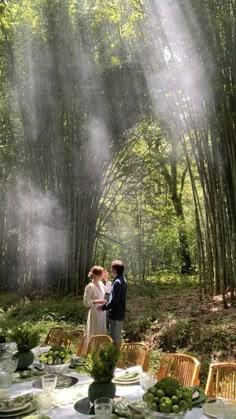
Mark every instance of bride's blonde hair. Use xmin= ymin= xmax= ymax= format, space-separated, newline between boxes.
xmin=88 ymin=265 xmax=103 ymax=279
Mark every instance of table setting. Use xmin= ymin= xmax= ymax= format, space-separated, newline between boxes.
xmin=1 ymin=342 xmax=236 ymax=418
xmin=0 ymin=364 xmax=221 ymax=419
xmin=1 ymin=372 xmax=235 ymax=418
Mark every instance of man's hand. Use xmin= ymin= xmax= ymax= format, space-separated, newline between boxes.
xmin=96 ymin=305 xmax=103 ymax=311
xmin=102 ymin=269 xmax=109 ymax=282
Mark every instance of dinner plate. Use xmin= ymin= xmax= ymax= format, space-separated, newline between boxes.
xmin=33 ymin=375 xmax=78 ymax=389
xmin=70 ymin=357 xmax=86 ymax=367
xmin=75 ymin=374 xmax=93 ymax=385
xmin=114 ymin=399 xmax=153 ymax=419
xmin=0 ymin=400 xmax=37 ymax=417
xmin=113 ymin=366 xmax=141 ymax=385
xmin=204 ymin=401 xmax=236 ymax=418
xmin=74 ymin=396 xmax=123 ymax=416
xmin=0 ymin=393 xmax=33 ymax=410
xmin=113 ymin=372 xmax=140 ymax=385
xmin=74 ymin=397 xmax=94 ymax=415
xmin=203 ymin=402 xmax=221 ymax=417
xmin=24 ymin=416 xmax=50 ymax=419
xmin=0 ymin=401 xmax=30 ymax=413
xmin=113 ymin=378 xmax=140 ymax=385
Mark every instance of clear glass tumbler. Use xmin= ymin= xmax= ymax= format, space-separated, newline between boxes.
xmin=94 ymin=397 xmax=113 ymax=418
xmin=9 ymin=358 xmax=18 ymax=374
xmin=0 ymin=368 xmax=12 ymax=397
xmin=37 ymin=391 xmax=53 ymax=415
xmin=42 ymin=374 xmax=57 ymax=392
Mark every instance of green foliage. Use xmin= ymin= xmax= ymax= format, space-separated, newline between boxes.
xmin=96 ymin=118 xmax=198 ymax=279
xmin=128 ymin=282 xmax=158 ymax=298
xmin=0 ymin=319 xmax=19 ymax=339
xmin=157 ymin=318 xmax=236 ymax=387
xmin=11 ymin=324 xmax=40 ymax=352
xmin=123 ymin=316 xmax=153 ymax=342
xmin=155 ymin=377 xmax=180 ymax=397
xmin=159 ymin=317 xmax=236 ymax=356
xmin=89 ymin=344 xmax=120 ymax=384
xmin=148 ymin=349 xmax=163 ymax=374
xmin=159 ymin=319 xmax=194 ymax=352
xmin=191 ymin=386 xmax=208 ymax=408
xmin=0 ymin=294 xmax=20 ymax=309
xmin=186 ymin=353 xmax=211 ymax=387
xmin=5 ymin=298 xmax=87 ymax=325
xmin=190 ymin=324 xmax=236 ymax=359
xmin=1 ymin=285 xmax=236 ymax=392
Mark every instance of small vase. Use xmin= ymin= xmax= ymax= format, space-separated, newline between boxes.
xmin=88 ymin=381 xmax=116 ymax=403
xmin=13 ymin=350 xmax=34 ymax=370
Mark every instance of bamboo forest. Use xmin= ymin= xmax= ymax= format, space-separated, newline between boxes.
xmin=0 ymin=0 xmax=236 ymax=385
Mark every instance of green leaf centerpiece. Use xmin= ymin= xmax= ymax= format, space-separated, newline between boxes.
xmin=87 ymin=343 xmax=120 ymax=403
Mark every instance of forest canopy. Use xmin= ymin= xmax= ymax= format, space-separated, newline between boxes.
xmin=0 ymin=0 xmax=235 ymax=305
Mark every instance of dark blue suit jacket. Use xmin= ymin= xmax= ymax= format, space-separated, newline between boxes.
xmin=102 ymin=275 xmax=127 ymax=320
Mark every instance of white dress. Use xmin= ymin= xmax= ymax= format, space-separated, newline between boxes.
xmin=83 ymin=281 xmax=111 ymax=349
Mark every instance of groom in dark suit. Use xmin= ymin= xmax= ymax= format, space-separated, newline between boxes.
xmin=98 ymin=260 xmax=127 ymax=346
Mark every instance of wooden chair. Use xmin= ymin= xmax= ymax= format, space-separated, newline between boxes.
xmin=76 ymin=335 xmax=86 ymax=356
xmin=85 ymin=334 xmax=113 ymax=355
xmin=44 ymin=327 xmax=64 ymax=346
xmin=60 ymin=331 xmax=74 ymax=350
xmin=67 ymin=328 xmax=85 ymax=354
xmin=117 ymin=343 xmax=150 ymax=371
xmin=157 ymin=353 xmax=201 ymax=387
xmin=205 ymin=363 xmax=236 ymax=400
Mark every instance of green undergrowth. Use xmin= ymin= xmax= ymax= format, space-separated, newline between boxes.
xmin=127 ymin=274 xmax=198 ymax=297
xmin=0 ymin=295 xmax=86 ymax=325
xmin=0 ymin=276 xmax=235 ymax=388
xmin=0 ymin=294 xmax=87 ymax=341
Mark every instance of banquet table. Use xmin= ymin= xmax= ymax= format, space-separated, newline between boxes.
xmin=9 ymin=371 xmax=208 ymax=419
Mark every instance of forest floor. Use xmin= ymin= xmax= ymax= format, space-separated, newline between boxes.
xmin=125 ymin=276 xmax=236 ymax=383
xmin=0 ymin=274 xmax=235 ymax=386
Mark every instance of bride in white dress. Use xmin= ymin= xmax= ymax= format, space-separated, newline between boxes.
xmin=83 ymin=265 xmax=111 ymax=349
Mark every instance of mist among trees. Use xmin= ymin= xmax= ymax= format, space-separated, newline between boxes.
xmin=0 ymin=0 xmax=235 ymax=304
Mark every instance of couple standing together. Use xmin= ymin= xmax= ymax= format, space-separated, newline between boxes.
xmin=83 ymin=260 xmax=127 ymax=347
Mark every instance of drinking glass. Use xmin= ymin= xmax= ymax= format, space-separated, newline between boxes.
xmin=94 ymin=397 xmax=113 ymax=418
xmin=140 ymin=371 xmax=156 ymax=391
xmin=42 ymin=374 xmax=57 ymax=392
xmin=0 ymin=369 xmax=12 ymax=397
xmin=9 ymin=358 xmax=18 ymax=374
xmin=37 ymin=392 xmax=53 ymax=415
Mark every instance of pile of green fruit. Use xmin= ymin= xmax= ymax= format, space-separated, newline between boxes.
xmin=40 ymin=346 xmax=72 ymax=365
xmin=143 ymin=377 xmax=192 ymax=415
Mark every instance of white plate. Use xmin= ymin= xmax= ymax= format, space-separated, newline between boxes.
xmin=24 ymin=416 xmax=50 ymax=419
xmin=0 ymin=393 xmax=33 ymax=410
xmin=76 ymin=374 xmax=93 ymax=385
xmin=204 ymin=401 xmax=236 ymax=418
xmin=113 ymin=366 xmax=141 ymax=385
xmin=113 ymin=379 xmax=140 ymax=385
xmin=203 ymin=402 xmax=222 ymax=418
xmin=114 ymin=366 xmax=142 ymax=376
xmin=0 ymin=401 xmax=30 ymax=413
xmin=0 ymin=400 xmax=37 ymax=418
xmin=113 ymin=375 xmax=140 ymax=385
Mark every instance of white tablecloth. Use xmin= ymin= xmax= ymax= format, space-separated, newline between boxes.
xmin=10 ymin=372 xmax=208 ymax=418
